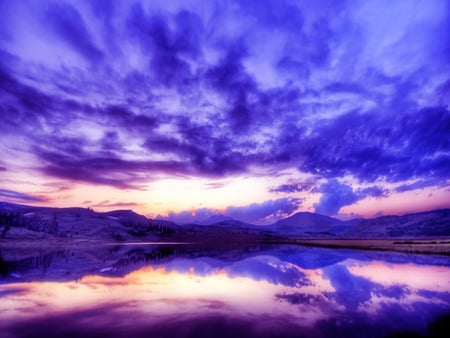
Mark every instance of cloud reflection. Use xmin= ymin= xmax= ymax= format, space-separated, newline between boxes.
xmin=0 ymin=248 xmax=449 ymax=337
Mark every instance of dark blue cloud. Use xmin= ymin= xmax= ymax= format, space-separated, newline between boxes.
xmin=45 ymin=2 xmax=103 ymax=63
xmin=0 ymin=66 xmax=53 ymax=132
xmin=0 ymin=189 xmax=47 ymax=203
xmin=269 ymin=183 xmax=311 ymax=194
xmin=101 ymin=105 xmax=158 ymax=131
xmin=34 ymin=147 xmax=189 ymax=189
xmin=205 ymin=41 xmax=262 ymax=132
xmin=127 ymin=4 xmax=201 ymax=87
xmin=314 ymin=180 xmax=359 ymax=216
xmin=296 ymin=107 xmax=450 ymax=184
xmin=314 ymin=179 xmax=388 ymax=215
xmin=238 ymin=0 xmax=305 ymax=32
xmin=395 ymin=180 xmax=440 ymax=193
xmin=357 ymin=185 xmax=389 ymax=198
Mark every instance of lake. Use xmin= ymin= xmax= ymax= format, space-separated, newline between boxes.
xmin=0 ymin=244 xmax=449 ymax=338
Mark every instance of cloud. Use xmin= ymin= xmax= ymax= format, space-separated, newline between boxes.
xmin=395 ymin=180 xmax=442 ymax=193
xmin=35 ymin=147 xmax=189 ymax=189
xmin=269 ymin=183 xmax=313 ymax=193
xmin=101 ymin=105 xmax=158 ymax=131
xmin=0 ymin=189 xmax=47 ymax=203
xmin=126 ymin=4 xmax=201 ymax=87
xmin=225 ymin=197 xmax=302 ymax=224
xmin=45 ymin=2 xmax=103 ymax=63
xmin=314 ymin=179 xmax=359 ymax=216
xmin=161 ymin=208 xmax=220 ymax=225
xmin=90 ymin=200 xmax=140 ymax=209
xmin=161 ymin=197 xmax=302 ymax=225
xmin=0 ymin=0 xmax=448 ymax=199
xmin=296 ymin=107 xmax=450 ymax=184
xmin=357 ymin=186 xmax=389 ymax=198
xmin=314 ymin=179 xmax=389 ymax=215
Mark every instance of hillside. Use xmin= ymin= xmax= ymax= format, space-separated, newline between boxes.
xmin=275 ymin=212 xmax=338 ymax=229
xmin=268 ymin=210 xmax=450 ymax=238
xmin=0 ymin=203 xmax=175 ymax=242
xmin=0 ymin=203 xmax=268 ymax=243
xmin=1 ymin=202 xmax=449 ymax=243
xmin=270 ymin=212 xmax=356 ymax=236
xmin=350 ymin=209 xmax=450 ymax=238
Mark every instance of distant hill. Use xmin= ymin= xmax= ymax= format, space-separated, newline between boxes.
xmin=274 ymin=212 xmax=340 ymax=230
xmin=269 ymin=209 xmax=450 ymax=238
xmin=0 ymin=203 xmax=175 ymax=242
xmin=1 ymin=202 xmax=449 ymax=241
xmin=350 ymin=209 xmax=450 ymax=238
xmin=270 ymin=212 xmax=357 ymax=236
xmin=104 ymin=209 xmax=149 ymax=222
xmin=207 ymin=218 xmax=257 ymax=228
xmin=195 ymin=215 xmax=234 ymax=225
xmin=0 ymin=202 xmax=33 ymax=211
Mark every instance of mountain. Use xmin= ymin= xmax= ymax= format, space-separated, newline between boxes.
xmin=270 ymin=209 xmax=450 ymax=238
xmin=204 ymin=218 xmax=258 ymax=229
xmin=275 ymin=212 xmax=340 ymax=229
xmin=195 ymin=214 xmax=234 ymax=225
xmin=104 ymin=209 xmax=150 ymax=223
xmin=1 ymin=202 xmax=449 ymax=241
xmin=0 ymin=203 xmax=176 ymax=242
xmin=271 ymin=212 xmax=356 ymax=235
xmin=350 ymin=209 xmax=450 ymax=237
xmin=0 ymin=202 xmax=33 ymax=211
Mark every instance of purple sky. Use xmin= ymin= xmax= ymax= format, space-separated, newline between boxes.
xmin=0 ymin=0 xmax=449 ymax=224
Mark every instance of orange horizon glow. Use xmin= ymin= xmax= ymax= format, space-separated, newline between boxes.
xmin=2 ymin=173 xmax=449 ymax=222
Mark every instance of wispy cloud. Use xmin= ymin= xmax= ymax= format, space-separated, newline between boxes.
xmin=90 ymin=200 xmax=140 ymax=209
xmin=0 ymin=189 xmax=48 ymax=203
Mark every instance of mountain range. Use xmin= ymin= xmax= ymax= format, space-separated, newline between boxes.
xmin=0 ymin=202 xmax=449 ymax=242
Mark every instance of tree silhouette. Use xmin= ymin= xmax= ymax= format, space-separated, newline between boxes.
xmin=49 ymin=214 xmax=59 ymax=235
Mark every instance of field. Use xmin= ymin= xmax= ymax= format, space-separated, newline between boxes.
xmin=290 ymin=238 xmax=450 ymax=255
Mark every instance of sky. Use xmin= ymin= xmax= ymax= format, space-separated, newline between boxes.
xmin=0 ymin=0 xmax=449 ymax=225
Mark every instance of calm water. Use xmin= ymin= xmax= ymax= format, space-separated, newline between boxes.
xmin=0 ymin=244 xmax=449 ymax=338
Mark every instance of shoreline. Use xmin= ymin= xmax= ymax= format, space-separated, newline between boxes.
xmin=1 ymin=238 xmax=450 ymax=256
xmin=277 ymin=238 xmax=450 ymax=256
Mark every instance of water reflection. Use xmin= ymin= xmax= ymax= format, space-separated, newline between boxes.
xmin=0 ymin=245 xmax=449 ymax=337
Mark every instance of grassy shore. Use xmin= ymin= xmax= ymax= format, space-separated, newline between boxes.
xmin=283 ymin=238 xmax=450 ymax=255
xmin=1 ymin=237 xmax=450 ymax=256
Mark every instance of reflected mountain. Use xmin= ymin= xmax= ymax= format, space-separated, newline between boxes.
xmin=1 ymin=202 xmax=450 ymax=245
xmin=1 ymin=243 xmax=450 ymax=283
xmin=0 ymin=244 xmax=449 ymax=337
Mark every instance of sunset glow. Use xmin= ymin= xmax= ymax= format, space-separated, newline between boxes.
xmin=0 ymin=0 xmax=449 ymax=224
